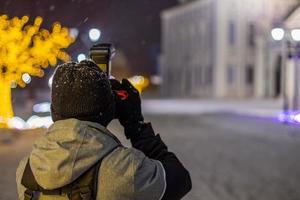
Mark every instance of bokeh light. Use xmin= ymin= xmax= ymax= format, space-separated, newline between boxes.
xmin=0 ymin=15 xmax=74 ymax=128
xmin=77 ymin=53 xmax=86 ymax=62
xmin=89 ymin=28 xmax=101 ymax=42
xmin=22 ymin=73 xmax=31 ymax=84
xmin=271 ymin=28 xmax=285 ymax=41
xmin=291 ymin=29 xmax=300 ymax=41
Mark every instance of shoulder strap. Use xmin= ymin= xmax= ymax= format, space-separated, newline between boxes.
xmin=21 ymin=160 xmax=39 ymax=190
xmin=69 ymin=160 xmax=102 ymax=200
xmin=21 ymin=159 xmax=62 ymax=199
xmin=21 ymin=159 xmax=40 ymax=200
xmin=76 ymin=145 xmax=120 ymax=199
xmin=92 ymin=160 xmax=103 ymax=199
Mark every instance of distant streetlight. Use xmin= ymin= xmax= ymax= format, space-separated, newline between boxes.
xmin=69 ymin=28 xmax=79 ymax=39
xmin=89 ymin=28 xmax=101 ymax=42
xmin=22 ymin=73 xmax=31 ymax=84
xmin=77 ymin=54 xmax=86 ymax=62
xmin=291 ymin=29 xmax=300 ymax=41
xmin=271 ymin=28 xmax=285 ymax=41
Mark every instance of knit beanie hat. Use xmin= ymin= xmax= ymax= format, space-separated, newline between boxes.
xmin=51 ymin=60 xmax=115 ymax=126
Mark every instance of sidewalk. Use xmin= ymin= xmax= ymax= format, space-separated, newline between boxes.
xmin=0 ymin=98 xmax=284 ymax=132
xmin=142 ymin=98 xmax=283 ymax=118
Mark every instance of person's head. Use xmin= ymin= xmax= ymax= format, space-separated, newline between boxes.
xmin=50 ymin=60 xmax=115 ymax=127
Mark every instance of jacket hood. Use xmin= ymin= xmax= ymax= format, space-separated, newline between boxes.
xmin=29 ymin=118 xmax=120 ymax=190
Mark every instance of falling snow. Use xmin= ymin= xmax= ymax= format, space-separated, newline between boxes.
xmin=49 ymin=5 xmax=55 ymax=11
xmin=83 ymin=17 xmax=89 ymax=23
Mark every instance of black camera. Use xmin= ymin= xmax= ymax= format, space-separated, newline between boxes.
xmin=90 ymin=43 xmax=128 ymax=100
xmin=89 ymin=43 xmax=116 ymax=76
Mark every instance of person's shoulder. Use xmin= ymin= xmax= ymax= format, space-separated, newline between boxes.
xmin=99 ymin=147 xmax=166 ymax=200
xmin=96 ymin=147 xmax=138 ymax=199
xmin=101 ymin=146 xmax=165 ymax=173
xmin=101 ymin=147 xmax=145 ymax=173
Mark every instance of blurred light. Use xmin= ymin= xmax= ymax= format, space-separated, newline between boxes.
xmin=33 ymin=102 xmax=51 ymax=113
xmin=291 ymin=29 xmax=300 ymax=41
xmin=22 ymin=73 xmax=31 ymax=84
xmin=27 ymin=115 xmax=53 ymax=128
xmin=130 ymin=76 xmax=145 ymax=85
xmin=277 ymin=111 xmax=300 ymax=123
xmin=49 ymin=5 xmax=55 ymax=11
xmin=69 ymin=28 xmax=79 ymax=39
xmin=89 ymin=28 xmax=101 ymax=42
xmin=77 ymin=54 xmax=86 ymax=62
xmin=0 ymin=15 xmax=73 ymax=127
xmin=3 ymin=115 xmax=54 ymax=129
xmin=293 ymin=113 xmax=300 ymax=123
xmin=150 ymin=75 xmax=162 ymax=85
xmin=11 ymin=81 xmax=17 ymax=88
xmin=128 ymin=75 xmax=149 ymax=93
xmin=277 ymin=112 xmax=287 ymax=122
xmin=48 ymin=75 xmax=53 ymax=88
xmin=271 ymin=28 xmax=285 ymax=41
xmin=0 ymin=116 xmax=4 ymax=124
xmin=7 ymin=117 xmax=26 ymax=129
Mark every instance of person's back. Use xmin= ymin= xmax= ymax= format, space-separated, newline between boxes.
xmin=16 ymin=60 xmax=192 ymax=200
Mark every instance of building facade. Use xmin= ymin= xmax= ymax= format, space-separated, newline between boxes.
xmin=160 ymin=0 xmax=297 ymax=98
xmin=161 ymin=0 xmax=215 ymax=97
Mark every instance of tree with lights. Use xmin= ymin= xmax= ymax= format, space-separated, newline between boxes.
xmin=0 ymin=15 xmax=74 ymax=128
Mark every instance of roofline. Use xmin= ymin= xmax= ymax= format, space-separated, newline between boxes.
xmin=161 ymin=0 xmax=212 ymax=19
xmin=284 ymin=2 xmax=300 ymax=21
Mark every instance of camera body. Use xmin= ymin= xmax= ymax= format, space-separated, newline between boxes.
xmin=89 ymin=43 xmax=116 ymax=76
xmin=90 ymin=43 xmax=129 ymax=100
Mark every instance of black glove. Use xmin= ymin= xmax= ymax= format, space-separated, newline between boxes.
xmin=110 ymin=79 xmax=144 ymax=138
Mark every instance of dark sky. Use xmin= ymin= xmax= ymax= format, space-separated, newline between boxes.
xmin=0 ymin=0 xmax=178 ymax=74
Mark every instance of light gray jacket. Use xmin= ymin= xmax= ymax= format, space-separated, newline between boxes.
xmin=16 ymin=119 xmax=166 ymax=200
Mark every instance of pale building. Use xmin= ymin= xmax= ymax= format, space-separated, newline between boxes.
xmin=281 ymin=4 xmax=300 ymax=111
xmin=160 ymin=0 xmax=297 ymax=98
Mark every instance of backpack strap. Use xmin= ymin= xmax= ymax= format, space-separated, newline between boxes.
xmin=66 ymin=161 xmax=102 ymax=200
xmin=21 ymin=159 xmax=40 ymax=200
xmin=92 ymin=160 xmax=103 ymax=199
xmin=73 ymin=145 xmax=119 ymax=199
xmin=21 ymin=159 xmax=62 ymax=199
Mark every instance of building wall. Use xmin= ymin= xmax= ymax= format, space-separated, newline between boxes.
xmin=214 ymin=0 xmax=259 ymax=98
xmin=160 ymin=0 xmax=298 ymax=98
xmin=161 ymin=0 xmax=215 ymax=97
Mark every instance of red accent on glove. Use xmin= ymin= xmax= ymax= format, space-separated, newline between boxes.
xmin=116 ymin=90 xmax=129 ymax=100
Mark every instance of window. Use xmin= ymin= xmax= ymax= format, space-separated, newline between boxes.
xmin=248 ymin=24 xmax=255 ymax=47
xmin=227 ymin=65 xmax=235 ymax=85
xmin=228 ymin=21 xmax=236 ymax=45
xmin=246 ymin=65 xmax=254 ymax=85
xmin=205 ymin=66 xmax=213 ymax=85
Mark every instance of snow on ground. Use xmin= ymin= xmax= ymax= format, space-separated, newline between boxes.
xmin=1 ymin=110 xmax=300 ymax=200
xmin=142 ymin=99 xmax=283 ymax=117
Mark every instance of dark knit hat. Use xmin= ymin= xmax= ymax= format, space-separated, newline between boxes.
xmin=51 ymin=60 xmax=115 ymax=126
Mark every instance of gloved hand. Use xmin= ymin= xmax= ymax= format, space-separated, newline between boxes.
xmin=110 ymin=79 xmax=144 ymax=138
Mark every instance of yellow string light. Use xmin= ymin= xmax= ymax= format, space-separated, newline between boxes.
xmin=0 ymin=15 xmax=74 ymax=128
xmin=128 ymin=76 xmax=149 ymax=94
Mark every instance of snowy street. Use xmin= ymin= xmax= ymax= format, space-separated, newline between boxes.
xmin=1 ymin=112 xmax=300 ymax=200
xmin=1 ymin=0 xmax=300 ymax=199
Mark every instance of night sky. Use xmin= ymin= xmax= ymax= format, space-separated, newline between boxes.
xmin=0 ymin=0 xmax=178 ymax=74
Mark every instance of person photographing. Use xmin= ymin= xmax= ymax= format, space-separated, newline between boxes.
xmin=16 ymin=58 xmax=191 ymax=199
